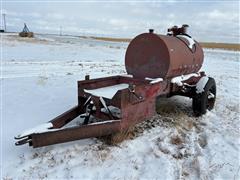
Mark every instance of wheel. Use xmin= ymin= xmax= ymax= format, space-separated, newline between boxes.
xmin=192 ymin=77 xmax=216 ymax=116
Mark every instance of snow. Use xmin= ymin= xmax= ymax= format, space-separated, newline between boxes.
xmin=119 ymin=74 xmax=133 ymax=78
xmin=196 ymin=76 xmax=209 ymax=93
xmin=171 ymin=73 xmax=200 ymax=86
xmin=89 ymin=120 xmax=121 ymax=126
xmin=145 ymin=77 xmax=163 ymax=84
xmin=208 ymin=92 xmax=215 ymax=99
xmin=16 ymin=122 xmax=53 ymax=138
xmin=84 ymin=83 xmax=129 ymax=99
xmin=177 ymin=35 xmax=195 ymax=49
xmin=99 ymin=96 xmax=108 ymax=109
xmin=1 ymin=33 xmax=240 ymax=179
xmin=101 ymin=106 xmax=121 ymax=118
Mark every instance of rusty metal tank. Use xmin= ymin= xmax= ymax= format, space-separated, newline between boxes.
xmin=125 ymin=28 xmax=204 ymax=79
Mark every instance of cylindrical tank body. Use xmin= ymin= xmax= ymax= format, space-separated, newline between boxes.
xmin=125 ymin=32 xmax=204 ymax=79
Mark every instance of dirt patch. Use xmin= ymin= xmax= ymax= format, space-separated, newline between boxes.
xmin=4 ymin=34 xmax=54 ymax=45
xmin=99 ymin=96 xmax=209 ymax=162
xmin=101 ymin=97 xmax=197 ymax=144
xmin=200 ymin=42 xmax=240 ymax=51
xmin=171 ymin=135 xmax=184 ymax=145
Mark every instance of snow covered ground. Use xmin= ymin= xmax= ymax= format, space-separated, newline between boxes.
xmin=1 ymin=33 xmax=239 ymax=179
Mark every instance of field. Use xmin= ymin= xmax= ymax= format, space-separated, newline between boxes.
xmin=1 ymin=33 xmax=240 ymax=179
xmin=199 ymin=42 xmax=240 ymax=51
xmin=79 ymin=35 xmax=240 ymax=51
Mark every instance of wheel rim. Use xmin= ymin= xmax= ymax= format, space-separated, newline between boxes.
xmin=206 ymin=86 xmax=216 ymax=110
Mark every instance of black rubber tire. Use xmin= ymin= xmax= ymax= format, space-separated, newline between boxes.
xmin=192 ymin=77 xmax=216 ymax=116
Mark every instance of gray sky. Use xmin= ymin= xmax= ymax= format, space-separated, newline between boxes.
xmin=2 ymin=0 xmax=239 ymax=43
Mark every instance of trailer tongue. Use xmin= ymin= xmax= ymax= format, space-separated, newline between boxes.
xmin=15 ymin=25 xmax=216 ymax=148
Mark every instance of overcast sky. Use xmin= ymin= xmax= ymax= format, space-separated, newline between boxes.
xmin=1 ymin=0 xmax=239 ymax=43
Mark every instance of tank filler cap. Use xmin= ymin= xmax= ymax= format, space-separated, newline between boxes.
xmin=149 ymin=29 xmax=154 ymax=33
